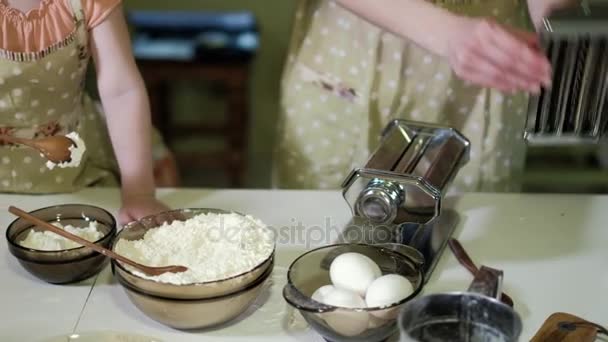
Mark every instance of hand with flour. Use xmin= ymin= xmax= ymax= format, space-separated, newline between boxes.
xmin=118 ymin=194 xmax=170 ymax=225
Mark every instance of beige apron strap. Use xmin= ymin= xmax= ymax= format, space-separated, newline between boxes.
xmin=68 ymin=0 xmax=88 ymax=46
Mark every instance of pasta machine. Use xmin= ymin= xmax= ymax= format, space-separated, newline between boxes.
xmin=341 ymin=120 xmax=470 ymax=281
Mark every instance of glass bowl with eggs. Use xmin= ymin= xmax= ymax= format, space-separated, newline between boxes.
xmin=110 ymin=208 xmax=276 ymax=329
xmin=5 ymin=204 xmax=117 ymax=284
xmin=283 ymin=243 xmax=424 ymax=342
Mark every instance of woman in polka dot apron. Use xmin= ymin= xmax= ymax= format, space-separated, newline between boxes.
xmin=0 ymin=0 xmax=171 ymax=223
xmin=275 ymin=0 xmax=574 ymax=192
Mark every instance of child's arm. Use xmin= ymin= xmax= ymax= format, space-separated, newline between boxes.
xmin=89 ymin=4 xmax=169 ymax=224
xmin=334 ymin=0 xmax=551 ymax=93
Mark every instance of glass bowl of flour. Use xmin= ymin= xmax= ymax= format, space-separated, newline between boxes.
xmin=111 ymin=208 xmax=275 ymax=329
xmin=112 ymin=208 xmax=275 ymax=299
xmin=6 ymin=204 xmax=117 ymax=284
xmin=115 ymin=257 xmax=274 ymax=329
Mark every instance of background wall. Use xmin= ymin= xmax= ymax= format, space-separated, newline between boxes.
xmin=124 ymin=0 xmax=297 ymax=188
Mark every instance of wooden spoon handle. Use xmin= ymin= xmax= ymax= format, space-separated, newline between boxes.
xmin=448 ymin=238 xmax=515 ymax=307
xmin=0 ymin=135 xmax=34 ymax=148
xmin=448 ymin=238 xmax=479 ymax=274
xmin=8 ymin=206 xmax=148 ymax=271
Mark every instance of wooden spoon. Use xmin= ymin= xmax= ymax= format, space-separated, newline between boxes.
xmin=8 ymin=206 xmax=188 ymax=276
xmin=0 ymin=135 xmax=74 ymax=163
xmin=448 ymin=238 xmax=514 ymax=307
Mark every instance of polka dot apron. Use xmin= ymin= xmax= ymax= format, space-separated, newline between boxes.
xmin=0 ymin=0 xmax=118 ymax=193
xmin=274 ymin=0 xmax=531 ymax=192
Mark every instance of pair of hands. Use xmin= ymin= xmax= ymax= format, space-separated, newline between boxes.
xmin=446 ymin=16 xmax=552 ymax=94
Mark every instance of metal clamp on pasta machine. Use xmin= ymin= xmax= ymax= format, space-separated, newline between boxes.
xmin=342 ymin=120 xmax=470 ymax=226
xmin=525 ymin=2 xmax=608 ymax=145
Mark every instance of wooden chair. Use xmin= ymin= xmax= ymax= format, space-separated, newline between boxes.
xmin=138 ymin=60 xmax=251 ymax=188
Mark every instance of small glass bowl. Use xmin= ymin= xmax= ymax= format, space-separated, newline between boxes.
xmin=116 ymin=258 xmax=274 ymax=329
xmin=111 ymin=208 xmax=275 ymax=299
xmin=283 ymin=243 xmax=424 ymax=342
xmin=6 ymin=204 xmax=116 ymax=284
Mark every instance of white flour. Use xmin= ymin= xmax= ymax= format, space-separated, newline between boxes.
xmin=114 ymin=212 xmax=275 ymax=285
xmin=19 ymin=221 xmax=102 ymax=251
xmin=46 ymin=131 xmax=86 ymax=170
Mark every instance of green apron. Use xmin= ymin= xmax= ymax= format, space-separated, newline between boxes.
xmin=0 ymin=0 xmax=119 ymax=193
xmin=274 ymin=0 xmax=532 ymax=192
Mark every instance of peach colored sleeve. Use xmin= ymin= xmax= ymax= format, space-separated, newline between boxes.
xmin=84 ymin=0 xmax=123 ymax=29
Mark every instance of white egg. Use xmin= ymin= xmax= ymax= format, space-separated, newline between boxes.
xmin=321 ymin=287 xmax=369 ymax=336
xmin=365 ymin=274 xmax=414 ymax=308
xmin=330 ymin=252 xmax=381 ymax=296
xmin=322 ymin=287 xmax=366 ymax=308
xmin=370 ymin=306 xmax=401 ymax=320
xmin=324 ymin=310 xmax=370 ymax=337
xmin=311 ymin=285 xmax=335 ymax=303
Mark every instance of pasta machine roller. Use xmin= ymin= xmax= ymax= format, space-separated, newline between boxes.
xmin=341 ymin=120 xmax=470 ymax=225
xmin=525 ymin=1 xmax=608 ymax=145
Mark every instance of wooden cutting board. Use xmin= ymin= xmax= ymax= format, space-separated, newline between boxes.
xmin=530 ymin=312 xmax=604 ymax=342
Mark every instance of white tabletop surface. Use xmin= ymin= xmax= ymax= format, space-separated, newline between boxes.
xmin=1 ymin=188 xmax=607 ymax=341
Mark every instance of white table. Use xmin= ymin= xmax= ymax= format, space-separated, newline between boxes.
xmin=1 ymin=188 xmax=607 ymax=341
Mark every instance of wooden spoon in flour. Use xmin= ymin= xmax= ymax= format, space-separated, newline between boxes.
xmin=9 ymin=206 xmax=188 ymax=276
